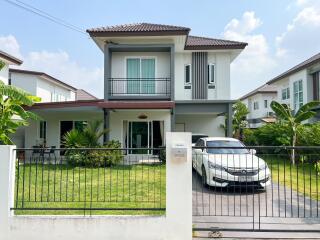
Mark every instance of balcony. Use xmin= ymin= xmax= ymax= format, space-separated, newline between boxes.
xmin=108 ymin=78 xmax=171 ymax=100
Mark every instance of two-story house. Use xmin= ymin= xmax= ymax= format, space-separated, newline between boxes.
xmin=24 ymin=23 xmax=247 ymax=151
xmin=241 ymin=52 xmax=320 ymax=128
xmin=240 ymin=84 xmax=277 ymax=128
xmin=267 ymin=52 xmax=320 ymax=121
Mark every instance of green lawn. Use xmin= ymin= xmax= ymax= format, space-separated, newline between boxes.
xmin=14 ymin=163 xmax=166 ymax=215
xmin=263 ymin=155 xmax=320 ymax=200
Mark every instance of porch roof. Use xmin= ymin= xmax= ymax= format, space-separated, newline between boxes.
xmin=26 ymin=99 xmax=175 ymax=111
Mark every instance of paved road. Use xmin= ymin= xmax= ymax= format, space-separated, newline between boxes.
xmin=192 ymin=170 xmax=320 ymax=238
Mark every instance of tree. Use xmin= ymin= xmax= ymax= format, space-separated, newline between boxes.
xmin=270 ymin=100 xmax=320 ymax=164
xmin=232 ymin=101 xmax=249 ymax=140
xmin=0 ymin=60 xmax=41 ymax=144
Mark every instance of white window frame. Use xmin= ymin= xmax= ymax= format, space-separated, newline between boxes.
xmin=281 ymin=87 xmax=290 ymax=100
xmin=39 ymin=121 xmax=47 ymax=140
xmin=264 ymin=100 xmax=268 ymax=108
xmin=253 ymin=101 xmax=259 ymax=110
xmin=208 ymin=63 xmax=215 ymax=84
xmin=293 ymin=80 xmax=303 ymax=110
xmin=184 ymin=64 xmax=191 ymax=85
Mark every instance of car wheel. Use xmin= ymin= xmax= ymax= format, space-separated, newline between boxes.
xmin=201 ymin=166 xmax=207 ymax=187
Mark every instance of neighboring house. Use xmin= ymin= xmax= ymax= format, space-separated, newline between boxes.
xmin=240 ymin=84 xmax=277 ymax=128
xmin=9 ymin=69 xmax=77 ymax=102
xmin=0 ymin=50 xmax=23 ymax=84
xmin=76 ymin=89 xmax=98 ymax=100
xmin=23 ymin=23 xmax=247 ymax=151
xmin=267 ymin=52 xmax=320 ymax=122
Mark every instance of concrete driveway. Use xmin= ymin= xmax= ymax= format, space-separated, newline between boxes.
xmin=192 ymin=171 xmax=320 ymax=238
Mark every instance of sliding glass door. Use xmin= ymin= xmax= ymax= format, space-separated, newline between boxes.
xmin=126 ymin=58 xmax=155 ymax=94
xmin=126 ymin=121 xmax=163 ymax=154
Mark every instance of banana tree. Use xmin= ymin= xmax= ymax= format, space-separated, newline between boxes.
xmin=0 ymin=60 xmax=41 ymax=144
xmin=270 ymin=100 xmax=320 ymax=164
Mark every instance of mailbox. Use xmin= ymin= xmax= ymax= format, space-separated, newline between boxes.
xmin=171 ymin=142 xmax=187 ymax=163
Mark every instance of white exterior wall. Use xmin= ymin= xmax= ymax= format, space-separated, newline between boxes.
xmin=174 ymin=52 xmax=231 ymax=100
xmin=175 ymin=114 xmax=225 ymax=137
xmin=11 ymin=73 xmax=76 ymax=102
xmin=245 ymin=93 xmax=277 ymax=120
xmin=0 ymin=64 xmax=9 ymax=85
xmin=25 ymin=111 xmax=103 ymax=149
xmin=109 ymin=110 xmax=171 ymax=147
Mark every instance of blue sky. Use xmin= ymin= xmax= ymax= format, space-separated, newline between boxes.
xmin=1 ymin=0 xmax=320 ymax=98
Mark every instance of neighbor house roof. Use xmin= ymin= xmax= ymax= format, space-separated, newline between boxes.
xmin=26 ymin=100 xmax=175 ymax=110
xmin=76 ymin=89 xmax=97 ymax=100
xmin=87 ymin=23 xmax=247 ymax=50
xmin=240 ymin=84 xmax=277 ymax=100
xmin=0 ymin=50 xmax=23 ymax=65
xmin=267 ymin=52 xmax=320 ymax=84
xmin=9 ymin=68 xmax=77 ymax=91
xmin=87 ymin=23 xmax=190 ymax=37
xmin=185 ymin=35 xmax=247 ymax=50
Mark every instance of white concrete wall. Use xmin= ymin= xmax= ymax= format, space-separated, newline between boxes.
xmin=11 ymin=73 xmax=76 ymax=102
xmin=244 ymin=93 xmax=277 ymax=120
xmin=25 ymin=111 xmax=103 ymax=148
xmin=0 ymin=64 xmax=9 ymax=85
xmin=174 ymin=52 xmax=231 ymax=100
xmin=10 ymin=73 xmax=37 ymax=95
xmin=0 ymin=132 xmax=192 ymax=240
xmin=175 ymin=114 xmax=225 ymax=137
xmin=109 ymin=110 xmax=171 ymax=146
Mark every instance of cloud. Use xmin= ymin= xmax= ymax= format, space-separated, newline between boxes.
xmin=0 ymin=35 xmax=22 ymax=58
xmin=276 ymin=4 xmax=320 ymax=58
xmin=1 ymin=35 xmax=103 ymax=98
xmin=223 ymin=11 xmax=276 ymax=99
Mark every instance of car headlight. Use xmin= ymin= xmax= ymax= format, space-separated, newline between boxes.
xmin=259 ymin=162 xmax=268 ymax=171
xmin=208 ymin=162 xmax=226 ymax=171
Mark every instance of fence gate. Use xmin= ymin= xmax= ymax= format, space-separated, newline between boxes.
xmin=192 ymin=145 xmax=320 ymax=234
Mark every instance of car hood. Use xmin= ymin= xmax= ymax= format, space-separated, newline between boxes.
xmin=207 ymin=154 xmax=266 ymax=169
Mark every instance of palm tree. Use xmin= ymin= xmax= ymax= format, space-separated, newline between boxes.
xmin=270 ymin=100 xmax=320 ymax=164
xmin=0 ymin=60 xmax=41 ymax=144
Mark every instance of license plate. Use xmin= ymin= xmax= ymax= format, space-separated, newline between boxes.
xmin=239 ymin=176 xmax=253 ymax=182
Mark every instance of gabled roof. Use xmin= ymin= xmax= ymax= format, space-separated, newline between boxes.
xmin=87 ymin=23 xmax=190 ymax=37
xmin=9 ymin=68 xmax=77 ymax=91
xmin=0 ymin=50 xmax=23 ymax=65
xmin=267 ymin=52 xmax=320 ymax=84
xmin=76 ymin=89 xmax=97 ymax=100
xmin=240 ymin=84 xmax=277 ymax=100
xmin=185 ymin=35 xmax=247 ymax=50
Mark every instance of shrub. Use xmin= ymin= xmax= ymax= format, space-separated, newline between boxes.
xmin=65 ymin=140 xmax=122 ymax=167
xmin=242 ymin=128 xmax=257 ymax=146
xmin=159 ymin=147 xmax=166 ymax=164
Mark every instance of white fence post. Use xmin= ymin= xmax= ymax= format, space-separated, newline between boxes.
xmin=0 ymin=145 xmax=16 ymax=240
xmin=166 ymin=132 xmax=192 ymax=240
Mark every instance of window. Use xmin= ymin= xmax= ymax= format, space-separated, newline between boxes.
xmin=264 ymin=100 xmax=268 ymax=108
xmin=39 ymin=121 xmax=47 ymax=139
xmin=184 ymin=64 xmax=191 ymax=85
xmin=253 ymin=101 xmax=259 ymax=110
xmin=294 ymin=80 xmax=303 ymax=110
xmin=208 ymin=64 xmax=215 ymax=84
xmin=281 ymin=87 xmax=290 ymax=100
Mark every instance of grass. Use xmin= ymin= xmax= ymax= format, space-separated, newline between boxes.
xmin=263 ymin=155 xmax=320 ymax=200
xmin=14 ymin=163 xmax=166 ymax=215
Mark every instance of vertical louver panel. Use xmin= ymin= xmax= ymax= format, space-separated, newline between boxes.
xmin=192 ymin=52 xmax=208 ymax=99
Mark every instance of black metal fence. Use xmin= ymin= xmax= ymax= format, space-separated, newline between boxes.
xmin=192 ymin=146 xmax=320 ymax=232
xmin=108 ymin=78 xmax=171 ymax=97
xmin=12 ymin=148 xmax=166 ymax=215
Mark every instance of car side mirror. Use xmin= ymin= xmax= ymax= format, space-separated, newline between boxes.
xmin=250 ymin=149 xmax=257 ymax=155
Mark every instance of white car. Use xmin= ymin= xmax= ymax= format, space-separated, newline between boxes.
xmin=192 ymin=137 xmax=271 ymax=189
xmin=192 ymin=133 xmax=208 ymax=147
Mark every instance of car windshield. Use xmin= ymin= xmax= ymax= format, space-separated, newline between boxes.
xmin=206 ymin=140 xmax=249 ymax=154
xmin=192 ymin=135 xmax=208 ymax=144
